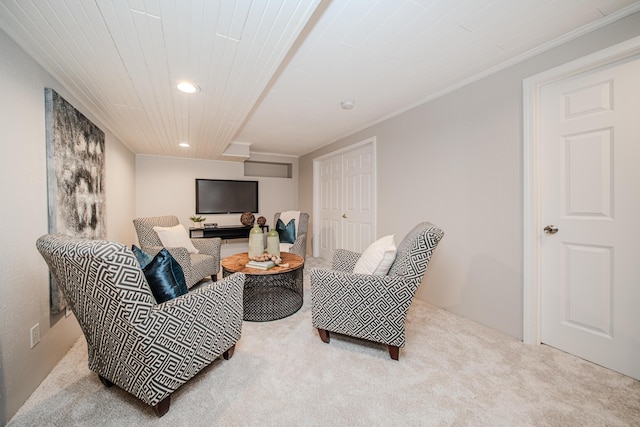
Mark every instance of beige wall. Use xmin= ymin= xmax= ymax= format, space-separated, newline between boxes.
xmin=135 ymin=152 xmax=298 ymax=259
xmin=0 ymin=30 xmax=136 ymax=423
xmin=299 ymin=12 xmax=640 ymax=340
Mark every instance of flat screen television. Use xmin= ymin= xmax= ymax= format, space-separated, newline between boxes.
xmin=195 ymin=179 xmax=259 ymax=214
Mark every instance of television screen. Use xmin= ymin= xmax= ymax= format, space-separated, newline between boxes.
xmin=195 ymin=179 xmax=259 ymax=214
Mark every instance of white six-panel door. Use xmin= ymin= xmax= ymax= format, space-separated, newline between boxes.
xmin=342 ymin=144 xmax=375 ymax=252
xmin=315 ymin=139 xmax=376 ymax=259
xmin=318 ymin=153 xmax=343 ymax=260
xmin=538 ymin=55 xmax=640 ymax=380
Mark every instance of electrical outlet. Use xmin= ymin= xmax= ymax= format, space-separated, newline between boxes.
xmin=30 ymin=323 xmax=40 ymax=348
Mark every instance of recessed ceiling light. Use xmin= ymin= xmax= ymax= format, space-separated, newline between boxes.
xmin=341 ymin=99 xmax=355 ymax=110
xmin=177 ymin=81 xmax=200 ymax=93
xmin=179 ymin=142 xmax=190 ymax=148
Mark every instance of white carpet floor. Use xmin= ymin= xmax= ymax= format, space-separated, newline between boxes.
xmin=8 ymin=257 xmax=640 ymax=426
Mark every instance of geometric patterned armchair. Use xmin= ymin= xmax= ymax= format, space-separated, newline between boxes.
xmin=274 ymin=212 xmax=309 ymax=259
xmin=310 ymin=222 xmax=444 ymax=360
xmin=133 ymin=215 xmax=221 ymax=287
xmin=36 ymin=234 xmax=244 ymax=416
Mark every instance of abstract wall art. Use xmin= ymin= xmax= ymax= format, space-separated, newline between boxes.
xmin=45 ymin=88 xmax=106 ymax=313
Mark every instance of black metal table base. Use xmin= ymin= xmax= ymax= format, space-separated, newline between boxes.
xmin=223 ymin=266 xmax=303 ymax=321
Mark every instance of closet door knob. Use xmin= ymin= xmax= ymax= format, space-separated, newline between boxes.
xmin=342 ymin=214 xmax=347 ymax=218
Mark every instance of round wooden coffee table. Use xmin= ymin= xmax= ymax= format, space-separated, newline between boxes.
xmin=221 ymin=252 xmax=304 ymax=321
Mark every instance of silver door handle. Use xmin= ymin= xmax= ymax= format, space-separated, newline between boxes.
xmin=544 ymin=225 xmax=558 ymax=234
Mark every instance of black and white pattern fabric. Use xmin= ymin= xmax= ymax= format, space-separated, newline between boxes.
xmin=133 ymin=215 xmax=221 ymax=287
xmin=331 ymin=249 xmax=361 ymax=272
xmin=310 ymin=222 xmax=444 ymax=349
xmin=274 ymin=212 xmax=309 ymax=258
xmin=36 ymin=234 xmax=244 ymax=409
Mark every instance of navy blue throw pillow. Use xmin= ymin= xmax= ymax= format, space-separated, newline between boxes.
xmin=276 ymin=218 xmax=296 ymax=244
xmin=132 ymin=244 xmax=154 ymax=269
xmin=143 ymin=249 xmax=188 ymax=303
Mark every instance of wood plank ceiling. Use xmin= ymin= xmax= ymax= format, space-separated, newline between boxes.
xmin=0 ymin=0 xmax=638 ymax=160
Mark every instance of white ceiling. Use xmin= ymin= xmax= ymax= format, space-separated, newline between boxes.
xmin=1 ymin=0 xmax=639 ymax=160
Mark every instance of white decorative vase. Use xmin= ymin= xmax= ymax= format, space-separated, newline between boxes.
xmin=266 ymin=229 xmax=280 ymax=257
xmin=248 ymin=223 xmax=264 ymax=259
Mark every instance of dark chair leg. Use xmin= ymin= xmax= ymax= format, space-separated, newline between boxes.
xmin=388 ymin=345 xmax=400 ymax=361
xmin=223 ymin=344 xmax=235 ymax=360
xmin=153 ymin=395 xmax=171 ymax=417
xmin=98 ymin=375 xmax=114 ymax=387
xmin=318 ymin=328 xmax=330 ymax=343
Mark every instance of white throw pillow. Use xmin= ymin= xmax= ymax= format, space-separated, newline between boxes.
xmin=279 ymin=242 xmax=293 ymax=253
xmin=353 ymin=235 xmax=397 ymax=275
xmin=153 ymin=224 xmax=199 ymax=254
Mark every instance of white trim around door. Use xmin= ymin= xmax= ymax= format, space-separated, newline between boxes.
xmin=522 ymin=35 xmax=640 ymax=345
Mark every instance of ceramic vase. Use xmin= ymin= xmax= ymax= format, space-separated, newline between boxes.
xmin=248 ymin=223 xmax=264 ymax=259
xmin=266 ymin=229 xmax=280 ymax=257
